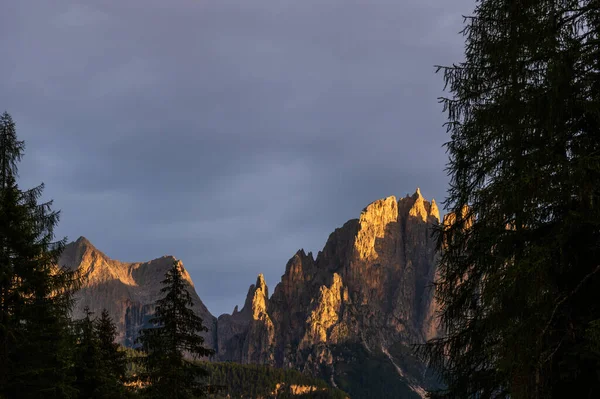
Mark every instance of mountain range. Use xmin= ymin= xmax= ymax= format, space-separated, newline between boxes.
xmin=59 ymin=188 xmax=442 ymax=398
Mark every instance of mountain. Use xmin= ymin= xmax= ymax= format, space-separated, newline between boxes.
xmin=215 ymin=188 xmax=441 ymax=397
xmin=59 ymin=237 xmax=217 ymax=349
xmin=63 ymin=188 xmax=441 ymax=398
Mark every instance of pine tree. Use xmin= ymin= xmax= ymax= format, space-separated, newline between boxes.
xmin=419 ymin=1 xmax=600 ymax=398
xmin=136 ymin=260 xmax=214 ymax=399
xmin=0 ymin=111 xmax=79 ymax=398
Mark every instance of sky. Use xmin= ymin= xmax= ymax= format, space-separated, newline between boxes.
xmin=1 ymin=0 xmax=474 ymax=317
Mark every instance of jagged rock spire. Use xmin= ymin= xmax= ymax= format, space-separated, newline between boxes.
xmin=429 ymin=198 xmax=440 ymax=223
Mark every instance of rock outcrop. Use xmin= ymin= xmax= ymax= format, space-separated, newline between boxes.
xmin=60 ymin=237 xmax=216 ymax=349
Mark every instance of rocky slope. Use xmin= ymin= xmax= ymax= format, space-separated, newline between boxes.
xmin=60 ymin=237 xmax=216 ymax=348
xmin=215 ymin=188 xmax=441 ymax=397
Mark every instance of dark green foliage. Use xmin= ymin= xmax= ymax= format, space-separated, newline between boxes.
xmin=0 ymin=111 xmax=79 ymax=398
xmin=73 ymin=307 xmax=128 ymax=398
xmin=74 ymin=307 xmax=104 ymax=398
xmin=96 ymin=308 xmax=128 ymax=395
xmin=419 ymin=1 xmax=600 ymax=398
xmin=202 ymin=362 xmax=347 ymax=399
xmin=136 ymin=260 xmax=215 ymax=398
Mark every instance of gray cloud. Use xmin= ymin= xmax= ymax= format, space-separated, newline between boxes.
xmin=1 ymin=0 xmax=474 ymax=316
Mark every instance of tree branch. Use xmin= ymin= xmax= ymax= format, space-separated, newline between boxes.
xmin=540 ymin=265 xmax=600 ymax=339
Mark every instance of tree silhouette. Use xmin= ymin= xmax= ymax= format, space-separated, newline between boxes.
xmin=137 ymin=260 xmax=214 ymax=398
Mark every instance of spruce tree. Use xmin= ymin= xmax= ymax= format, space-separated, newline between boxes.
xmin=136 ymin=260 xmax=214 ymax=399
xmin=420 ymin=1 xmax=600 ymax=398
xmin=0 ymin=111 xmax=79 ymax=398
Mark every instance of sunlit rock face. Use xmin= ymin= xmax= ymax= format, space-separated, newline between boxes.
xmin=215 ymin=189 xmax=442 ymax=393
xmin=59 ymin=237 xmax=217 ymax=349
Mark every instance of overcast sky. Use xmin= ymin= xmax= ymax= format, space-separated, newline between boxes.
xmin=1 ymin=0 xmax=474 ymax=316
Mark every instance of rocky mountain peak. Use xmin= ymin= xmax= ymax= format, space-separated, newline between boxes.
xmin=250 ymin=274 xmax=269 ymax=320
xmin=217 ymin=189 xmax=440 ymax=391
xmin=354 ymin=196 xmax=398 ymax=261
xmin=408 ymin=188 xmax=429 ymax=222
xmin=256 ymin=273 xmax=268 ymax=294
xmin=61 ymin=236 xmax=99 ymax=264
xmin=429 ymin=198 xmax=440 ymax=223
xmin=413 ymin=187 xmax=422 ymax=199
xmin=216 ymin=273 xmax=276 ymax=364
xmin=61 ymin=236 xmax=133 ymax=287
xmin=69 ymin=189 xmax=441 ymax=397
xmin=75 ymin=235 xmax=93 ymax=247
xmin=60 ymin=238 xmax=215 ymax=348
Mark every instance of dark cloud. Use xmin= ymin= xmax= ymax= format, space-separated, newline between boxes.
xmin=1 ymin=0 xmax=474 ymax=316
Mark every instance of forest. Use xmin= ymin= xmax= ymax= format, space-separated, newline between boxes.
xmin=202 ymin=362 xmax=348 ymax=399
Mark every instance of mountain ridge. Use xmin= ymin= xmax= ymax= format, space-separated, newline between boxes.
xmin=213 ymin=188 xmax=441 ymax=397
xmin=64 ymin=188 xmax=441 ymax=397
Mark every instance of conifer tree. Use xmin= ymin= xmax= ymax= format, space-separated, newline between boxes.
xmin=73 ymin=307 xmax=128 ymax=399
xmin=136 ymin=260 xmax=214 ymax=399
xmin=0 ymin=111 xmax=79 ymax=398
xmin=74 ymin=307 xmax=103 ymax=399
xmin=420 ymin=1 xmax=600 ymax=398
xmin=96 ymin=308 xmax=127 ymax=398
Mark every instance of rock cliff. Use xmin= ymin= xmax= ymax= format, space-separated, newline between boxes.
xmin=60 ymin=237 xmax=217 ymax=349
